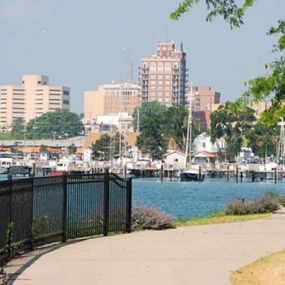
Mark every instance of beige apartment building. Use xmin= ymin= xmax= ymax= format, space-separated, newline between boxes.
xmin=84 ymin=82 xmax=140 ymax=125
xmin=186 ymin=86 xmax=221 ymax=129
xmin=0 ymin=75 xmax=70 ymax=131
xmin=139 ymin=42 xmax=188 ymax=107
xmin=188 ymin=86 xmax=220 ymax=112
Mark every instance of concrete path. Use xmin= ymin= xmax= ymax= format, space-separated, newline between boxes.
xmin=12 ymin=211 xmax=285 ymax=285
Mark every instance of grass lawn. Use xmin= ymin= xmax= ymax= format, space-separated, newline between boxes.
xmin=231 ymin=250 xmax=285 ymax=285
xmin=176 ymin=212 xmax=272 ymax=227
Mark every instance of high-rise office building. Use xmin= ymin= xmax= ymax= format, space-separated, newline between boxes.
xmin=0 ymin=75 xmax=70 ymax=131
xmin=139 ymin=42 xmax=188 ymax=107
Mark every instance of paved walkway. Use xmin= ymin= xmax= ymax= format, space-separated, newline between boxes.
xmin=12 ymin=211 xmax=285 ymax=285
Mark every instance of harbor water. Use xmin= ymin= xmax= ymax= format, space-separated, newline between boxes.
xmin=2 ymin=174 xmax=285 ymax=220
xmin=133 ymin=178 xmax=285 ymax=219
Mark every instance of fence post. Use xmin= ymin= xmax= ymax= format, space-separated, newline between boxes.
xmin=30 ymin=177 xmax=35 ymax=250
xmin=198 ymin=166 xmax=202 ymax=182
xmin=62 ymin=174 xmax=68 ymax=242
xmin=103 ymin=168 xmax=110 ymax=236
xmin=159 ymin=164 xmax=164 ymax=182
xmin=274 ymin=167 xmax=277 ymax=184
xmin=125 ymin=178 xmax=132 ymax=233
xmin=7 ymin=174 xmax=13 ymax=258
xmin=227 ymin=165 xmax=230 ymax=181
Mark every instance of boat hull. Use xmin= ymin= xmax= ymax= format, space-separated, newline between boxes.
xmin=180 ymin=171 xmax=205 ymax=182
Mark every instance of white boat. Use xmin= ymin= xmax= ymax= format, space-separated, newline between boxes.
xmin=56 ymin=159 xmax=70 ymax=172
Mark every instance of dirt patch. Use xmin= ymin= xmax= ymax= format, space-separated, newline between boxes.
xmin=231 ymin=250 xmax=285 ymax=285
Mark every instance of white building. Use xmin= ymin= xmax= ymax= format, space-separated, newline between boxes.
xmin=163 ymin=150 xmax=186 ymax=170
xmin=193 ymin=133 xmax=225 ymax=153
xmin=92 ymin=112 xmax=133 ymax=132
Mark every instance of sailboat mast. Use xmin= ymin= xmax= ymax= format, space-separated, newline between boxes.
xmin=277 ymin=118 xmax=285 ymax=165
xmin=185 ymin=85 xmax=193 ymax=168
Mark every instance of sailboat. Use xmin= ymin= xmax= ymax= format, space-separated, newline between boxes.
xmin=180 ymin=85 xmax=205 ymax=182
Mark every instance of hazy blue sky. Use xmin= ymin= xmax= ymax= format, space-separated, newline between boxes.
xmin=0 ymin=0 xmax=284 ymax=113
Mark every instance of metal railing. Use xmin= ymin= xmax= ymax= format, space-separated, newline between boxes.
xmin=0 ymin=170 xmax=132 ymax=266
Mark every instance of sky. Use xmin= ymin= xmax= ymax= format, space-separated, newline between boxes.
xmin=0 ymin=0 xmax=284 ymax=113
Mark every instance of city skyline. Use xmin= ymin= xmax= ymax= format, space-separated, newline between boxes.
xmin=0 ymin=0 xmax=284 ymax=113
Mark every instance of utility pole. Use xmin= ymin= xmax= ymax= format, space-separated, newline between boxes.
xmin=24 ymin=124 xmax=27 ymax=146
xmin=137 ymin=108 xmax=140 ymax=133
xmin=277 ymin=118 xmax=285 ymax=165
xmin=109 ymin=136 xmax=112 ymax=167
xmin=119 ymin=123 xmax=122 ymax=168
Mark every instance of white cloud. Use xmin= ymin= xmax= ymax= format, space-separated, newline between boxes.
xmin=0 ymin=0 xmax=44 ymax=19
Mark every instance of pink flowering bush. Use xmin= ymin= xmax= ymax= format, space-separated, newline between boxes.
xmin=225 ymin=194 xmax=280 ymax=215
xmin=132 ymin=206 xmax=176 ymax=231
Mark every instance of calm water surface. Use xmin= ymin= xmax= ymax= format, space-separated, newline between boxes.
xmin=2 ymin=174 xmax=285 ymax=220
xmin=132 ymin=178 xmax=285 ymax=219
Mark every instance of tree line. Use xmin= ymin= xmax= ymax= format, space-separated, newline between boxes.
xmin=8 ymin=109 xmax=84 ymax=140
xmin=91 ymin=102 xmax=201 ymax=161
xmin=210 ymin=99 xmax=278 ymax=161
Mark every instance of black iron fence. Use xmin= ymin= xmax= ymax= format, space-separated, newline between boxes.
xmin=0 ymin=170 xmax=132 ymax=266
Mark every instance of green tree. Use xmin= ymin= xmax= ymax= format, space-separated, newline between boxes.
xmin=171 ymin=0 xmax=256 ymax=27
xmin=164 ymin=106 xmax=188 ymax=149
xmin=133 ymin=102 xmax=201 ymax=158
xmin=68 ymin=143 xmax=77 ymax=154
xmin=245 ymin=20 xmax=285 ymax=126
xmin=92 ymin=133 xmax=120 ymax=161
xmin=26 ymin=110 xmax=83 ymax=139
xmin=40 ymin=144 xmax=48 ymax=153
xmin=11 ymin=118 xmax=25 ymax=139
xmin=171 ymin=1 xmax=285 ymax=127
xmin=246 ymin=122 xmax=278 ymax=157
xmin=211 ymin=100 xmax=279 ymax=159
xmin=133 ymin=102 xmax=168 ymax=160
xmin=210 ymin=99 xmax=256 ymax=160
